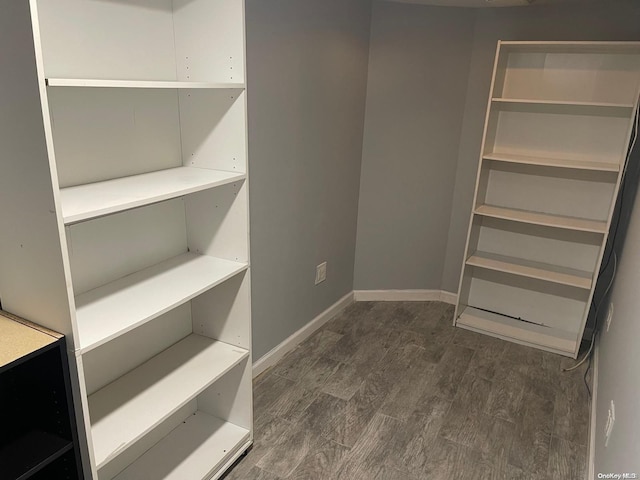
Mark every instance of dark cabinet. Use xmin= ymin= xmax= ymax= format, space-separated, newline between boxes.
xmin=0 ymin=312 xmax=83 ymax=480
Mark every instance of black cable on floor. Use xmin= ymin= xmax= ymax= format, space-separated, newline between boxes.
xmin=584 ymin=352 xmax=592 ymax=398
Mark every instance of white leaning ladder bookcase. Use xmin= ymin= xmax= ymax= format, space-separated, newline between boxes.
xmin=0 ymin=1 xmax=252 ymax=479
xmin=454 ymin=41 xmax=640 ymax=358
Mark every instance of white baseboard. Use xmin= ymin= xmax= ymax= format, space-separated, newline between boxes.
xmin=353 ymin=289 xmax=457 ymax=305
xmin=252 ymin=291 xmax=354 ymax=378
xmin=588 ymin=337 xmax=599 ymax=480
xmin=439 ymin=290 xmax=458 ymax=305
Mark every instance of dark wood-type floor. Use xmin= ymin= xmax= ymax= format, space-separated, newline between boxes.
xmin=224 ymin=301 xmax=590 ymax=479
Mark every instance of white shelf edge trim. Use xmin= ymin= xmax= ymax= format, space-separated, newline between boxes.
xmin=474 ymin=204 xmax=608 ymax=234
xmin=113 ymin=412 xmax=250 ymax=480
xmin=457 ymin=306 xmax=576 ymax=354
xmin=483 ymin=152 xmax=620 ymax=173
xmin=466 ymin=251 xmax=592 ymax=290
xmin=89 ymin=334 xmax=249 ymax=469
xmin=76 ymin=253 xmax=248 ymax=353
xmin=61 ymin=167 xmax=246 ymax=224
xmin=46 ymin=78 xmax=246 ymax=89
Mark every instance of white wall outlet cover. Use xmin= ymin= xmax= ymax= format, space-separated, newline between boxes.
xmin=315 ymin=262 xmax=327 ymax=285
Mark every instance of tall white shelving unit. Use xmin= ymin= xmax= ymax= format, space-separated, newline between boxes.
xmin=0 ymin=1 xmax=252 ymax=479
xmin=455 ymin=41 xmax=640 ymax=358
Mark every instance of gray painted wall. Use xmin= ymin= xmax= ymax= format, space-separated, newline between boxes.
xmin=246 ymin=0 xmax=372 ymax=359
xmin=354 ymin=1 xmax=474 ymax=290
xmin=441 ymin=1 xmax=640 ymax=292
xmin=246 ymin=0 xmax=640 ymax=363
xmin=594 ymin=140 xmax=640 ymax=472
xmin=354 ymin=1 xmax=640 ymax=294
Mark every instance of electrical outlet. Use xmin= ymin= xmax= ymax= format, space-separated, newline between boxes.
xmin=315 ymin=262 xmax=327 ymax=285
xmin=606 ymin=302 xmax=614 ymax=332
xmin=605 ymin=400 xmax=615 ymax=447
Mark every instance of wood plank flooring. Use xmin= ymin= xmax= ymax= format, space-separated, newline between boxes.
xmin=223 ymin=301 xmax=590 ymax=479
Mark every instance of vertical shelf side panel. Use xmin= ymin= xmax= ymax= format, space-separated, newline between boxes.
xmin=172 ymin=0 xmax=246 ymax=83
xmin=0 ymin=0 xmax=75 ymax=342
xmin=196 ymin=359 xmax=253 ymax=432
xmin=191 ymin=271 xmax=253 ymax=431
xmin=185 ymin=182 xmax=249 ymax=264
xmin=178 ymin=89 xmax=248 ymax=174
xmin=455 ymin=41 xmax=504 ymax=323
xmin=191 ymin=271 xmax=251 ymax=350
xmin=68 ymin=352 xmax=98 ymax=479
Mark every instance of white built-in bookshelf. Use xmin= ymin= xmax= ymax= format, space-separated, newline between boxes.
xmin=0 ymin=1 xmax=252 ymax=478
xmin=455 ymin=41 xmax=640 ymax=358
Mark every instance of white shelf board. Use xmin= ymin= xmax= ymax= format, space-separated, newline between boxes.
xmin=499 ymin=41 xmax=640 ymax=54
xmin=113 ymin=412 xmax=250 ymax=480
xmin=483 ymin=152 xmax=619 ymax=173
xmin=456 ymin=306 xmax=577 ymax=355
xmin=491 ymin=97 xmax=633 ymax=109
xmin=46 ymin=78 xmax=245 ymax=89
xmin=75 ymin=253 xmax=248 ymax=353
xmin=466 ymin=251 xmax=592 ymax=290
xmin=61 ymin=167 xmax=246 ymax=224
xmin=88 ymin=334 xmax=249 ymax=469
xmin=474 ymin=204 xmax=608 ymax=234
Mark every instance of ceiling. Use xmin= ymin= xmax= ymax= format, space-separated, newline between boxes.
xmin=387 ymin=0 xmax=604 ymax=7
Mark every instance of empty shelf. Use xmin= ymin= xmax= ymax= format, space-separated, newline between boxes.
xmin=61 ymin=167 xmax=246 ymax=224
xmin=483 ymin=152 xmax=620 ymax=173
xmin=89 ymin=334 xmax=249 ymax=469
xmin=466 ymin=251 xmax=592 ymax=289
xmin=457 ymin=306 xmax=577 ymax=355
xmin=113 ymin=412 xmax=250 ymax=480
xmin=474 ymin=205 xmax=608 ymax=233
xmin=46 ymin=78 xmax=245 ymax=89
xmin=0 ymin=430 xmax=73 ymax=480
xmin=75 ymin=253 xmax=248 ymax=353
xmin=491 ymin=97 xmax=634 ymax=110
